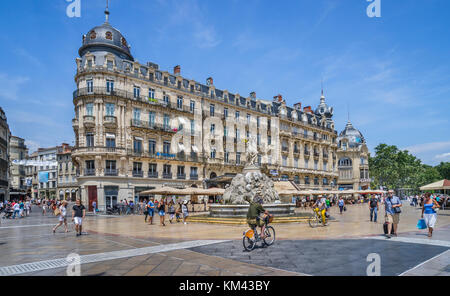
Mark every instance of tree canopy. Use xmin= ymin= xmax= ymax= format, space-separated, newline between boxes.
xmin=369 ymin=143 xmax=447 ymax=191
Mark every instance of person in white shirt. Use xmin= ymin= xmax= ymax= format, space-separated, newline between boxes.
xmin=53 ymin=201 xmax=69 ymax=233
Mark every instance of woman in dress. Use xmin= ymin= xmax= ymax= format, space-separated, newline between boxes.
xmin=421 ymin=192 xmax=440 ymax=237
xmin=53 ymin=201 xmax=69 ymax=233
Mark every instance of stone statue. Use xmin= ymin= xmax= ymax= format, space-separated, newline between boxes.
xmin=246 ymin=135 xmax=258 ymax=165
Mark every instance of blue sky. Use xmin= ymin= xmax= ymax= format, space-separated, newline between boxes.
xmin=0 ymin=0 xmax=449 ymax=165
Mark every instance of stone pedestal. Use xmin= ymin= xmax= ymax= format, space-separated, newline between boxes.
xmin=209 ymin=203 xmax=296 ymax=218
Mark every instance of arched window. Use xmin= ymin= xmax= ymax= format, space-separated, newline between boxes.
xmin=338 ymin=157 xmax=352 ymax=167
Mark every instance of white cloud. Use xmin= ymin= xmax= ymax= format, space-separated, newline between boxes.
xmin=404 ymin=141 xmax=450 ymax=154
xmin=435 ymin=152 xmax=450 ymax=160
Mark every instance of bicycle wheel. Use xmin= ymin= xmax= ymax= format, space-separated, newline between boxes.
xmin=263 ymin=226 xmax=276 ymax=246
xmin=308 ymin=213 xmax=319 ymax=228
xmin=243 ymin=236 xmax=256 ymax=251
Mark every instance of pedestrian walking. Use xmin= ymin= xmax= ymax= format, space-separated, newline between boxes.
xmin=158 ymin=199 xmax=166 ymax=226
xmin=53 ymin=201 xmax=69 ymax=233
xmin=147 ymin=198 xmax=155 ymax=225
xmin=384 ymin=190 xmax=402 ymax=239
xmin=143 ymin=199 xmax=149 ymax=222
xmin=182 ymin=200 xmax=189 ymax=224
xmin=12 ymin=202 xmax=20 ymax=219
xmin=369 ymin=195 xmax=379 ymax=222
xmin=338 ymin=197 xmax=345 ymax=214
xmin=92 ymin=200 xmax=97 ymax=214
xmin=421 ymin=192 xmax=440 ymax=237
xmin=42 ymin=200 xmax=47 ymax=215
xmin=72 ymin=199 xmax=86 ymax=237
xmin=168 ymin=201 xmax=175 ymax=223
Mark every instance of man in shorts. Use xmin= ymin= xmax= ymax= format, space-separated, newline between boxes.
xmin=384 ymin=190 xmax=402 ymax=239
xmin=246 ymin=197 xmax=270 ymax=239
xmin=72 ymin=199 xmax=86 ymax=237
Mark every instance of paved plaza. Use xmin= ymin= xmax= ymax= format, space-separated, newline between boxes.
xmin=0 ymin=202 xmax=449 ymax=276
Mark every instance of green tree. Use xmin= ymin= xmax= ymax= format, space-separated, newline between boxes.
xmin=435 ymin=162 xmax=450 ymax=180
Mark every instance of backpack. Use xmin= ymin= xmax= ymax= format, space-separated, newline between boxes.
xmin=370 ymin=199 xmax=377 ymax=208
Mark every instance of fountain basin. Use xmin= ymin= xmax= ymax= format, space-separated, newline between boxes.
xmin=209 ymin=203 xmax=296 ymax=218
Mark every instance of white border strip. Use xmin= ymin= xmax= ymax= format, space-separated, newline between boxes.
xmin=0 ymin=240 xmax=229 ymax=276
xmin=399 ymin=249 xmax=450 ymax=276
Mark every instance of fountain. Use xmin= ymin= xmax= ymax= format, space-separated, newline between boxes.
xmin=209 ymin=136 xmax=296 ymax=218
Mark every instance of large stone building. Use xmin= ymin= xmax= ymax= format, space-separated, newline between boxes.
xmin=57 ymin=143 xmax=78 ymax=201
xmin=71 ymin=10 xmax=339 ymax=211
xmin=9 ymin=135 xmax=28 ymax=200
xmin=336 ymin=121 xmax=370 ymax=191
xmin=0 ymin=107 xmax=10 ymax=201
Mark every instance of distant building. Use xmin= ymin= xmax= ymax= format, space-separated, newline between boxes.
xmin=336 ymin=121 xmax=370 ymax=191
xmin=0 ymin=107 xmax=10 ymax=201
xmin=36 ymin=147 xmax=58 ymax=199
xmin=25 ymin=151 xmax=39 ymax=199
xmin=57 ymin=143 xmax=78 ymax=201
xmin=9 ymin=135 xmax=28 ymax=200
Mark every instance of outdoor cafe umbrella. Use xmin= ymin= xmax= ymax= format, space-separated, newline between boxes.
xmin=139 ymin=187 xmax=184 ymax=196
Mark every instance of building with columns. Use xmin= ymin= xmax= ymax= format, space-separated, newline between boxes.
xmin=71 ymin=10 xmax=339 ymax=211
xmin=336 ymin=121 xmax=370 ymax=191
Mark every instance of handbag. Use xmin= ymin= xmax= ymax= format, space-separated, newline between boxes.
xmin=343 ymin=206 xmax=347 ymax=212
xmin=416 ymin=219 xmax=427 ymax=229
xmin=54 ymin=208 xmax=61 ymax=216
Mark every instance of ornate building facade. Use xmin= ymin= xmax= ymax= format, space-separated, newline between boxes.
xmin=0 ymin=107 xmax=10 ymax=201
xmin=9 ymin=135 xmax=28 ymax=200
xmin=72 ymin=11 xmax=339 ymax=211
xmin=57 ymin=144 xmax=79 ymax=201
xmin=336 ymin=121 xmax=370 ymax=191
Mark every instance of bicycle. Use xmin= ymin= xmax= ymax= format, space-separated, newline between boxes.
xmin=242 ymin=215 xmax=275 ymax=251
xmin=308 ymin=207 xmax=329 ymax=228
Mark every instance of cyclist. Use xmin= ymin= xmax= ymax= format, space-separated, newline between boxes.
xmin=246 ymin=197 xmax=270 ymax=239
xmin=313 ymin=195 xmax=328 ymax=226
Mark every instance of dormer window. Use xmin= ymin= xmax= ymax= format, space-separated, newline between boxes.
xmin=121 ymin=37 xmax=127 ymax=47
xmin=105 ymin=31 xmax=112 ymax=40
xmin=89 ymin=31 xmax=96 ymax=39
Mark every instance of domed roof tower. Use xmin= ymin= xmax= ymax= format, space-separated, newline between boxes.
xmin=78 ymin=4 xmax=134 ymax=67
xmin=338 ymin=121 xmax=366 ymax=148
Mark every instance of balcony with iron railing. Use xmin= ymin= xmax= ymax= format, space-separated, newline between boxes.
xmin=104 ymin=169 xmax=118 ymax=176
xmin=132 ymin=171 xmax=144 ymax=178
xmin=177 ymin=174 xmax=186 ymax=180
xmin=148 ymin=171 xmax=158 ymax=179
xmin=85 ymin=169 xmax=95 ymax=176
xmin=130 ymin=119 xmax=179 ymax=133
xmin=74 ymin=87 xmax=192 ymax=114
xmin=163 ymin=173 xmax=173 ymax=179
xmin=190 ymin=174 xmax=199 ymax=180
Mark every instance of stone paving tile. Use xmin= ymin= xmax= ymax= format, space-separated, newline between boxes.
xmin=124 ymin=264 xmax=158 ymax=276
xmin=172 ymin=261 xmax=201 ymax=276
xmin=147 ymin=257 xmax=184 ymax=276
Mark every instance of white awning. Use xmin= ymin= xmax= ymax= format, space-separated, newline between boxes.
xmin=134 ymin=137 xmax=143 ymax=141
xmin=192 ymin=146 xmax=199 ymax=152
xmin=178 ymin=143 xmax=185 ymax=151
xmin=106 ymin=133 xmax=116 ymax=139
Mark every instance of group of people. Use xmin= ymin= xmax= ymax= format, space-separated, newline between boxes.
xmin=52 ymin=199 xmax=86 ymax=236
xmin=367 ymin=190 xmax=443 ymax=238
xmin=407 ymin=194 xmax=447 ymax=210
xmin=0 ymin=199 xmax=31 ymax=219
xmin=143 ymin=198 xmax=190 ymax=226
